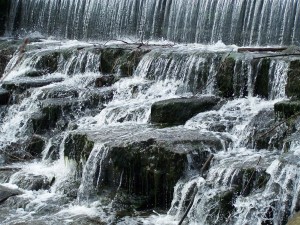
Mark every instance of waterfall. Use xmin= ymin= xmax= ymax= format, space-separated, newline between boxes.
xmin=0 ymin=37 xmax=298 ymax=225
xmin=6 ymin=0 xmax=300 ymax=46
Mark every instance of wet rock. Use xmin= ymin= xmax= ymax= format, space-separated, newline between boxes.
xmin=0 ymin=141 xmax=35 ymax=164
xmin=35 ymin=52 xmax=60 ymax=73
xmin=43 ymin=135 xmax=64 ymax=161
xmin=25 ymin=135 xmax=46 ymax=157
xmin=65 ymin=126 xmax=230 ymax=210
xmin=274 ymin=100 xmax=300 ymax=119
xmin=246 ymin=109 xmax=286 ymax=150
xmin=64 ymin=133 xmax=94 ymax=166
xmin=0 ymin=0 xmax=10 ymax=36
xmin=55 ymin=176 xmax=81 ymax=198
xmin=100 ymin=47 xmax=148 ymax=77
xmin=0 ymin=184 xmax=23 ymax=203
xmin=216 ymin=56 xmax=235 ymax=98
xmin=150 ymin=96 xmax=220 ymax=126
xmin=2 ymin=77 xmax=64 ymax=92
xmin=0 ymin=88 xmax=10 ymax=105
xmin=24 ymin=70 xmax=46 ymax=77
xmin=10 ymin=172 xmax=50 ymax=191
xmin=286 ymin=60 xmax=300 ymax=99
xmin=206 ymin=189 xmax=235 ymax=224
xmin=95 ymin=75 xmax=115 ymax=87
xmin=38 ymin=87 xmax=79 ymax=100
xmin=106 ymin=140 xmax=187 ymax=209
xmin=253 ymin=58 xmax=271 ymax=98
xmin=0 ymin=167 xmax=21 ymax=183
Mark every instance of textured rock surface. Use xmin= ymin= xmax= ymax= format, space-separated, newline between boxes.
xmin=150 ymin=96 xmax=220 ymax=125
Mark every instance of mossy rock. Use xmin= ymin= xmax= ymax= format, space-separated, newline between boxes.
xmin=35 ymin=52 xmax=60 ymax=73
xmin=274 ymin=100 xmax=300 ymax=119
xmin=0 ymin=88 xmax=10 ymax=105
xmin=100 ymin=48 xmax=147 ymax=76
xmin=64 ymin=133 xmax=94 ymax=164
xmin=216 ymin=56 xmax=235 ymax=98
xmin=286 ymin=60 xmax=300 ymax=99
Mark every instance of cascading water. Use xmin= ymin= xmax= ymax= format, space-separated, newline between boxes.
xmin=1 ymin=0 xmax=300 ymax=221
xmin=5 ymin=0 xmax=300 ymax=46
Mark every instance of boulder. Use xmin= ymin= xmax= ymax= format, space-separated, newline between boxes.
xmin=0 ymin=184 xmax=23 ymax=203
xmin=64 ymin=126 xmax=230 ymax=210
xmin=95 ymin=75 xmax=115 ymax=87
xmin=10 ymin=172 xmax=51 ymax=191
xmin=150 ymin=96 xmax=220 ymax=126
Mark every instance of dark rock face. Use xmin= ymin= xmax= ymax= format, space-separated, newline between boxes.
xmin=64 ymin=133 xmax=94 ymax=165
xmin=64 ymin=126 xmax=229 ymax=210
xmin=2 ymin=77 xmax=64 ymax=92
xmin=25 ymin=135 xmax=46 ymax=157
xmin=216 ymin=57 xmax=235 ymax=98
xmin=274 ymin=100 xmax=300 ymax=119
xmin=286 ymin=60 xmax=300 ymax=99
xmin=107 ymin=139 xmax=187 ymax=210
xmin=99 ymin=47 xmax=149 ymax=77
xmin=0 ymin=88 xmax=10 ymax=105
xmin=10 ymin=172 xmax=51 ymax=191
xmin=253 ymin=58 xmax=270 ymax=98
xmin=35 ymin=52 xmax=60 ymax=74
xmin=95 ymin=75 xmax=115 ymax=87
xmin=0 ymin=0 xmax=10 ymax=36
xmin=245 ymin=109 xmax=286 ymax=150
xmin=0 ymin=184 xmax=23 ymax=203
xmin=150 ymin=96 xmax=220 ymax=126
xmin=0 ymin=167 xmax=21 ymax=183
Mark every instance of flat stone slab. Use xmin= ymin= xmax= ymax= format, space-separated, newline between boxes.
xmin=2 ymin=77 xmax=64 ymax=92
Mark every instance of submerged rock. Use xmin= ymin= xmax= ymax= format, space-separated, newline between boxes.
xmin=246 ymin=109 xmax=286 ymax=150
xmin=150 ymin=96 xmax=220 ymax=126
xmin=95 ymin=75 xmax=115 ymax=87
